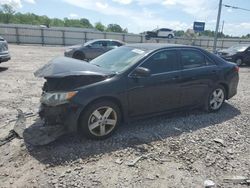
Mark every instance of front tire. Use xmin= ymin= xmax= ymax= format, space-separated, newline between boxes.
xmin=73 ymin=51 xmax=85 ymax=60
xmin=79 ymin=100 xmax=121 ymax=139
xmin=205 ymin=85 xmax=226 ymax=112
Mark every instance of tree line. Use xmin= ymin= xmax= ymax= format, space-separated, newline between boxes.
xmin=0 ymin=4 xmax=128 ymax=33
xmin=0 ymin=4 xmax=249 ymax=38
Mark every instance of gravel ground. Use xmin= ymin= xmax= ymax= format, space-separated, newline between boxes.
xmin=0 ymin=44 xmax=249 ymax=188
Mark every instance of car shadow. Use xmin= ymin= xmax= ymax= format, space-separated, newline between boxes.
xmin=0 ymin=67 xmax=8 ymax=72
xmin=25 ymin=102 xmax=241 ymax=166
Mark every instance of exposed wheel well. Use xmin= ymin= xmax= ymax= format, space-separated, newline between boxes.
xmin=73 ymin=51 xmax=85 ymax=59
xmin=218 ymin=83 xmax=229 ymax=99
xmin=77 ymin=96 xmax=124 ymax=128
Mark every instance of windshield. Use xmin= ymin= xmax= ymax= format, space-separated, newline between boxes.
xmin=83 ymin=40 xmax=94 ymax=46
xmin=90 ymin=46 xmax=146 ymax=73
xmin=228 ymin=45 xmax=249 ymax=52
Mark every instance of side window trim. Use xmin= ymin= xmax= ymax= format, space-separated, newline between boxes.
xmin=179 ymin=48 xmax=216 ymax=70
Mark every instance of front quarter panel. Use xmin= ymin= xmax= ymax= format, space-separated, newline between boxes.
xmin=71 ymin=75 xmax=128 ymax=119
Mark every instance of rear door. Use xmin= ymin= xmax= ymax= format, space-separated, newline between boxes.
xmin=127 ymin=49 xmax=182 ymax=116
xmin=179 ymin=49 xmax=220 ymax=107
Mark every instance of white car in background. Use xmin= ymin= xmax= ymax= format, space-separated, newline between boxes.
xmin=145 ymin=28 xmax=175 ymax=40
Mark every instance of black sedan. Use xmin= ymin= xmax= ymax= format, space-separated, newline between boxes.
xmin=35 ymin=44 xmax=239 ymax=139
xmin=217 ymin=44 xmax=250 ymax=66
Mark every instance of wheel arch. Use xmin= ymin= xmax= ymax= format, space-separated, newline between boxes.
xmin=73 ymin=50 xmax=85 ymax=59
xmin=218 ymin=82 xmax=229 ymax=99
xmin=77 ymin=96 xmax=124 ymax=128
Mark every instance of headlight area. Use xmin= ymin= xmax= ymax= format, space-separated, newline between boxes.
xmin=40 ymin=91 xmax=78 ymax=106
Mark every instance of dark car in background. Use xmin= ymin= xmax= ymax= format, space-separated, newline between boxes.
xmin=145 ymin=28 xmax=175 ymax=40
xmin=64 ymin=39 xmax=124 ymax=61
xmin=0 ymin=36 xmax=11 ymax=64
xmin=217 ymin=44 xmax=250 ymax=66
xmin=36 ymin=44 xmax=239 ymax=140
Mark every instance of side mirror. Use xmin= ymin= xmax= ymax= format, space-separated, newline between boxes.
xmin=131 ymin=67 xmax=151 ymax=78
xmin=87 ymin=44 xmax=92 ymax=48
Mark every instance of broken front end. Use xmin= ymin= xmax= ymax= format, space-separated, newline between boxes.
xmin=24 ymin=57 xmax=114 ymax=145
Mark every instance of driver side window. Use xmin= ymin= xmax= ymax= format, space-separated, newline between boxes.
xmin=142 ymin=50 xmax=179 ymax=74
xmin=91 ymin=41 xmax=103 ymax=47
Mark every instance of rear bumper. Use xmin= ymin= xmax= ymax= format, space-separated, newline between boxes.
xmin=227 ymin=74 xmax=239 ymax=99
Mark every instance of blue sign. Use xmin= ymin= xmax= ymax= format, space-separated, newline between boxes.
xmin=193 ymin=22 xmax=205 ymax=32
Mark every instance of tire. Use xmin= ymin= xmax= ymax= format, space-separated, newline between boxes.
xmin=168 ymin=34 xmax=174 ymax=39
xmin=235 ymin=57 xmax=243 ymax=66
xmin=79 ymin=100 xmax=121 ymax=139
xmin=205 ymin=85 xmax=226 ymax=112
xmin=73 ymin=51 xmax=85 ymax=60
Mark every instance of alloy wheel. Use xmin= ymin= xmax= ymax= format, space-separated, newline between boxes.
xmin=209 ymin=88 xmax=225 ymax=110
xmin=88 ymin=106 xmax=117 ymax=137
xmin=236 ymin=58 xmax=242 ymax=66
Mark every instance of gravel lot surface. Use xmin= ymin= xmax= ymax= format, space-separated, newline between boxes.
xmin=0 ymin=45 xmax=249 ymax=188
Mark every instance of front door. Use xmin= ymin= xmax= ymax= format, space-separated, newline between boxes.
xmin=85 ymin=41 xmax=105 ymax=59
xmin=127 ymin=49 xmax=182 ymax=117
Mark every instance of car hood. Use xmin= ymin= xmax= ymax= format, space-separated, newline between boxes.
xmin=34 ymin=57 xmax=114 ymax=78
xmin=218 ymin=48 xmax=238 ymax=55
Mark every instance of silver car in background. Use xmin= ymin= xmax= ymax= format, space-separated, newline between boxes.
xmin=64 ymin=39 xmax=124 ymax=61
xmin=0 ymin=36 xmax=11 ymax=64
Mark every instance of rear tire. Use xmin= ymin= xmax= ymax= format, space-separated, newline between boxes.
xmin=205 ymin=85 xmax=226 ymax=112
xmin=168 ymin=34 xmax=174 ymax=39
xmin=79 ymin=100 xmax=121 ymax=140
xmin=235 ymin=57 xmax=243 ymax=66
xmin=73 ymin=51 xmax=85 ymax=60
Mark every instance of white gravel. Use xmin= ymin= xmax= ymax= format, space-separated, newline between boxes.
xmin=0 ymin=44 xmax=249 ymax=188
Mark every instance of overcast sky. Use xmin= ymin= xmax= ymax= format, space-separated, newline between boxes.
xmin=1 ymin=0 xmax=250 ymax=36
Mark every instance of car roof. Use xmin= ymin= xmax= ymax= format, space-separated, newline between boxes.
xmin=125 ymin=43 xmax=200 ymax=52
xmin=89 ymin=39 xmax=123 ymax=43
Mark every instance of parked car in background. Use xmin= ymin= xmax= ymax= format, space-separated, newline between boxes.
xmin=145 ymin=28 xmax=175 ymax=40
xmin=0 ymin=36 xmax=11 ymax=64
xmin=64 ymin=39 xmax=125 ymax=61
xmin=36 ymin=44 xmax=239 ymax=139
xmin=217 ymin=44 xmax=250 ymax=66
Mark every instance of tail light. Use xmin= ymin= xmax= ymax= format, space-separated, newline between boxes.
xmin=234 ymin=66 xmax=239 ymax=73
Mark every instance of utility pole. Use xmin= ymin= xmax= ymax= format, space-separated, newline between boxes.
xmin=221 ymin=20 xmax=224 ymax=35
xmin=213 ymin=0 xmax=223 ymax=52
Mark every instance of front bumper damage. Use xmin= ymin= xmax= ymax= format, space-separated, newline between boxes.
xmin=23 ymin=104 xmax=81 ymax=146
xmin=23 ymin=57 xmax=113 ymax=145
xmin=39 ymin=103 xmax=80 ymax=132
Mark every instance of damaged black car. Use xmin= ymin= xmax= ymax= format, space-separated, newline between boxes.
xmin=35 ymin=44 xmax=239 ymax=140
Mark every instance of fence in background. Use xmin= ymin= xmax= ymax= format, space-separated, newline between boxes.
xmin=1 ymin=24 xmax=250 ymax=49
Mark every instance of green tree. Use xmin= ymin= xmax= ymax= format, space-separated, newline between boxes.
xmin=174 ymin=30 xmax=185 ymax=37
xmin=80 ymin=18 xmax=93 ymax=28
xmin=106 ymin=24 xmax=123 ymax=33
xmin=95 ymin=22 xmax=106 ymax=31
xmin=0 ymin=4 xmax=15 ymax=23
